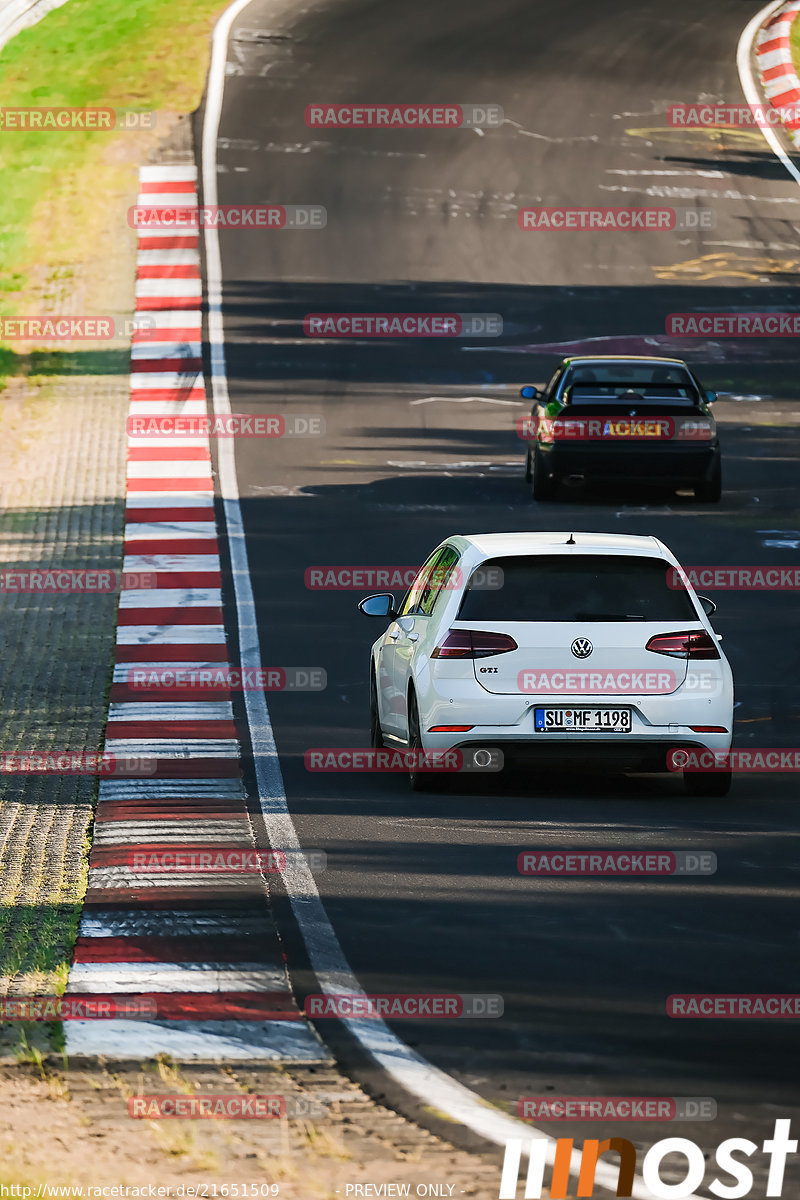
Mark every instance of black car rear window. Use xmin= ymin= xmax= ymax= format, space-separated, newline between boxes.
xmin=457 ymin=555 xmax=697 ymax=623
xmin=565 ymin=383 xmax=698 ymax=407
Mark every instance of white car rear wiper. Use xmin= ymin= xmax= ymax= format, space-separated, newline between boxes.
xmin=571 ymin=612 xmax=645 ymax=621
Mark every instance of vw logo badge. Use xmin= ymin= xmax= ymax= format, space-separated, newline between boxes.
xmin=571 ymin=637 xmax=593 ymax=659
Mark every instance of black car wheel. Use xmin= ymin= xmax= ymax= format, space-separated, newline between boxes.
xmin=695 ymin=455 xmax=722 ymax=503
xmin=529 ymin=445 xmax=556 ymax=501
xmin=407 ymin=693 xmax=446 ymax=793
xmin=369 ymin=668 xmax=384 ymax=748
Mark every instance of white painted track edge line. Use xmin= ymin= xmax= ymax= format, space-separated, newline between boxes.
xmin=200 ymin=2 xmax=684 ymax=1196
xmin=739 ymin=0 xmax=800 ymax=181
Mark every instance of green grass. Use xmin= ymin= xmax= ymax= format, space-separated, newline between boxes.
xmin=0 ymin=0 xmax=228 ymax=304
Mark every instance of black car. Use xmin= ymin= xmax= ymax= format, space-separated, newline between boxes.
xmin=521 ymin=355 xmax=722 ymax=502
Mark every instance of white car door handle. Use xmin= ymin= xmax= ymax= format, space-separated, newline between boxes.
xmin=407 ymin=632 xmax=419 ymax=642
xmin=388 ymin=630 xmax=401 ymax=640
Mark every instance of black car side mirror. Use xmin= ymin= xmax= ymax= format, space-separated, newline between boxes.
xmin=358 ymin=593 xmax=397 ymax=618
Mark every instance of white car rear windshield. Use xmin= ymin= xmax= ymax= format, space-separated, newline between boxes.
xmin=458 ymin=555 xmax=698 ymax=622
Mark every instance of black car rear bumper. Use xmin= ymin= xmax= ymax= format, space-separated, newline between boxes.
xmin=538 ymin=443 xmax=719 ymax=485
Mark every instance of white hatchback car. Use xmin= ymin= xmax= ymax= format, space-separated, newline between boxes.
xmin=359 ymin=532 xmax=734 ymax=795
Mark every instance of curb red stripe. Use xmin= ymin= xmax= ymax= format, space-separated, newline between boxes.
xmin=139 ymin=180 xmax=197 ymax=194
xmin=764 ymin=62 xmax=798 ymax=79
xmin=133 ymin=325 xmax=201 ymax=340
xmin=74 ymin=936 xmax=273 ymax=964
xmin=124 ymin=539 xmax=219 ymax=555
xmin=124 ymin=508 xmax=215 ymax=523
xmin=136 ymin=296 xmax=202 ymax=311
xmin=115 ymin=644 xmax=228 ymax=663
xmin=83 ymin=890 xmax=266 ymax=909
xmin=127 ymin=448 xmax=211 ymax=462
xmin=117 ymin=572 xmax=222 ymax=589
xmin=105 ymin=720 xmax=237 ymax=739
xmin=128 ymin=357 xmax=204 ymax=374
xmin=110 ymin=687 xmax=233 ymax=703
xmin=92 ymin=843 xmax=260 ymax=867
xmin=130 ymin=387 xmax=205 ymax=402
xmin=137 ymin=237 xmax=199 ymax=251
xmin=117 ymin=759 xmax=241 ymax=778
xmin=137 ymin=266 xmax=201 ymax=280
xmin=127 ymin=478 xmax=214 ymax=492
xmin=116 ymin=608 xmax=223 ymax=626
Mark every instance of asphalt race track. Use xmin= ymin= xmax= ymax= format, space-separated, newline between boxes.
xmin=203 ymin=0 xmax=800 ymax=1189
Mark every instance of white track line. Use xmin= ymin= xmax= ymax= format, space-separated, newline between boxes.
xmin=200 ymin=1 xmax=691 ymax=1195
xmin=738 ymin=0 xmax=800 ymax=185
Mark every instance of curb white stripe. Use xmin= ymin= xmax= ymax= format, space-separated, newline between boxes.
xmin=135 ymin=311 xmax=202 ymax=328
xmin=119 ymin=588 xmax=223 ymax=606
xmin=113 ymin=661 xmax=230 ymax=680
xmin=126 ymin=462 xmax=211 ymax=479
xmin=65 ymin=1020 xmax=329 ymax=1063
xmin=138 ymin=250 xmax=201 ymax=266
xmin=131 ymin=342 xmax=203 ymax=359
xmin=69 ymin=965 xmax=289 ymax=991
xmin=135 ymin=279 xmax=203 ymax=299
xmin=140 ymin=166 xmax=198 ymax=182
xmin=124 ymin=523 xmax=217 ymax=537
xmin=109 ymin=702 xmax=234 ymax=719
xmin=124 ymin=495 xmax=214 ymax=509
